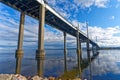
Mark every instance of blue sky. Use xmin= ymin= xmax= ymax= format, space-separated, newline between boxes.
xmin=0 ymin=0 xmax=120 ymax=50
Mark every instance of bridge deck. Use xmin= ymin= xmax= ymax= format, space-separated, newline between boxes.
xmin=0 ymin=0 xmax=98 ymax=47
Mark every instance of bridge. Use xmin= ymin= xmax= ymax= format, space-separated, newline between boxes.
xmin=0 ymin=0 xmax=99 ymax=77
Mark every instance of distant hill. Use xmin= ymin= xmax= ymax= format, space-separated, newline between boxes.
xmin=99 ymin=47 xmax=120 ymax=50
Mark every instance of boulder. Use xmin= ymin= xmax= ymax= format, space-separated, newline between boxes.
xmin=0 ymin=74 xmax=13 ymax=80
xmin=73 ymin=78 xmax=81 ymax=80
xmin=48 ymin=76 xmax=55 ymax=80
xmin=0 ymin=74 xmax=27 ymax=80
xmin=12 ymin=74 xmax=27 ymax=80
xmin=31 ymin=75 xmax=43 ymax=80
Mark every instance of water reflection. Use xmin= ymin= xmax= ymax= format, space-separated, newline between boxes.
xmin=58 ymin=52 xmax=99 ymax=80
xmin=82 ymin=50 xmax=120 ymax=80
xmin=2 ymin=49 xmax=120 ymax=80
xmin=36 ymin=58 xmax=44 ymax=77
xmin=91 ymin=50 xmax=120 ymax=75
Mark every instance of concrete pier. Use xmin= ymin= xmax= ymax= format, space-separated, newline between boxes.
xmin=15 ymin=12 xmax=25 ymax=74
xmin=79 ymin=40 xmax=82 ymax=64
xmin=64 ymin=32 xmax=67 ymax=72
xmin=87 ymin=40 xmax=90 ymax=62
xmin=76 ymin=27 xmax=81 ymax=78
xmin=36 ymin=4 xmax=45 ymax=76
xmin=37 ymin=59 xmax=44 ymax=77
xmin=86 ymin=41 xmax=92 ymax=80
xmin=92 ymin=46 xmax=95 ymax=56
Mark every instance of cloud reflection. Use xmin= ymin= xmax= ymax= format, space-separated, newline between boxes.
xmin=91 ymin=50 xmax=120 ymax=76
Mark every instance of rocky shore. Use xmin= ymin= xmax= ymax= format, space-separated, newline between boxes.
xmin=0 ymin=74 xmax=81 ymax=80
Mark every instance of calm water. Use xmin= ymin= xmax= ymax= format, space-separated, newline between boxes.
xmin=0 ymin=49 xmax=120 ymax=80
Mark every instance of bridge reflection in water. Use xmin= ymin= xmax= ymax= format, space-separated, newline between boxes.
xmin=27 ymin=49 xmax=99 ymax=79
xmin=58 ymin=51 xmax=99 ymax=80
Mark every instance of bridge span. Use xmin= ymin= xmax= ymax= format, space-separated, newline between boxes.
xmin=0 ymin=0 xmax=99 ymax=77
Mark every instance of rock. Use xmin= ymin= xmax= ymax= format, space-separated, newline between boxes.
xmin=48 ymin=76 xmax=55 ymax=80
xmin=27 ymin=76 xmax=32 ymax=80
xmin=0 ymin=74 xmax=13 ymax=80
xmin=0 ymin=74 xmax=82 ymax=80
xmin=73 ymin=78 xmax=81 ymax=80
xmin=43 ymin=78 xmax=49 ymax=80
xmin=31 ymin=75 xmax=43 ymax=80
xmin=0 ymin=74 xmax=27 ymax=80
xmin=12 ymin=74 xmax=27 ymax=80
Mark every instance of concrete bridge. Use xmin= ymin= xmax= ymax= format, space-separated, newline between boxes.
xmin=0 ymin=0 xmax=99 ymax=77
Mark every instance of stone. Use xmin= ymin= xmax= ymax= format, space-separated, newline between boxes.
xmin=0 ymin=74 xmax=27 ymax=80
xmin=0 ymin=74 xmax=13 ymax=80
xmin=31 ymin=75 xmax=43 ymax=80
xmin=43 ymin=78 xmax=49 ymax=80
xmin=12 ymin=74 xmax=27 ymax=80
xmin=73 ymin=78 xmax=81 ymax=80
xmin=48 ymin=76 xmax=55 ymax=80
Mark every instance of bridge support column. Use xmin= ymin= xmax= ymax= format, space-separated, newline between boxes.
xmin=96 ymin=46 xmax=99 ymax=54
xmin=64 ymin=32 xmax=67 ymax=72
xmin=36 ymin=59 xmax=44 ymax=77
xmin=79 ymin=40 xmax=82 ymax=64
xmin=15 ymin=12 xmax=25 ymax=74
xmin=36 ymin=4 xmax=45 ymax=77
xmin=87 ymin=41 xmax=90 ymax=62
xmin=86 ymin=41 xmax=92 ymax=80
xmin=92 ymin=46 xmax=95 ymax=56
xmin=76 ymin=27 xmax=82 ymax=78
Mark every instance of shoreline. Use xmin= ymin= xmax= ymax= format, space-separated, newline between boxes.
xmin=0 ymin=74 xmax=81 ymax=80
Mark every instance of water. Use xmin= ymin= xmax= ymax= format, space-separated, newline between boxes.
xmin=0 ymin=49 xmax=79 ymax=77
xmin=90 ymin=50 xmax=120 ymax=80
xmin=0 ymin=49 xmax=120 ymax=80
xmin=82 ymin=49 xmax=120 ymax=80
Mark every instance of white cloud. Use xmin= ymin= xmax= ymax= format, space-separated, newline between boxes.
xmin=74 ymin=0 xmax=94 ymax=8
xmin=46 ymin=0 xmax=71 ymax=18
xmin=73 ymin=0 xmax=109 ymax=8
xmin=46 ymin=0 xmax=56 ymax=6
xmin=71 ymin=20 xmax=120 ymax=47
xmin=109 ymin=16 xmax=115 ymax=20
xmin=88 ymin=25 xmax=120 ymax=47
xmin=95 ymin=0 xmax=109 ymax=8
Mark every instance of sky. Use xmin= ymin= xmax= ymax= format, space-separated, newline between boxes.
xmin=0 ymin=0 xmax=120 ymax=50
